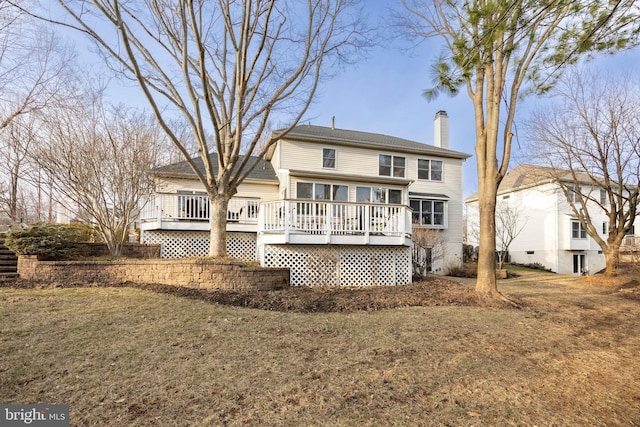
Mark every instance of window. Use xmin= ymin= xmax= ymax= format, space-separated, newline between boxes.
xmin=314 ymin=183 xmax=331 ymax=200
xmin=410 ymin=199 xmax=446 ymax=226
xmin=297 ymin=182 xmax=313 ymax=199
xmin=627 ymin=225 xmax=636 ymax=236
xmin=602 ymin=222 xmax=608 ymax=235
xmin=322 ymin=148 xmax=336 ymax=169
xmin=356 ymin=186 xmax=371 ymax=202
xmin=297 ymin=182 xmax=347 ymax=201
xmin=600 ymin=189 xmax=607 ymax=205
xmin=571 ymin=220 xmax=586 ymax=239
xmin=568 ymin=185 xmax=581 ymax=203
xmin=526 ymin=251 xmax=535 ymax=255
xmin=332 ymin=185 xmax=348 ymax=201
xmin=418 ymin=159 xmax=443 ymax=181
xmin=388 ymin=189 xmax=402 ymax=204
xmin=379 ymin=154 xmax=405 ymax=177
xmin=356 ymin=186 xmax=403 ymax=204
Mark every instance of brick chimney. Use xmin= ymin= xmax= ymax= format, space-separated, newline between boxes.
xmin=434 ymin=110 xmax=449 ymax=149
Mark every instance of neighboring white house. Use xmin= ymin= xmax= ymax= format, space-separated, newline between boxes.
xmin=465 ymin=164 xmax=639 ymax=275
xmin=140 ymin=111 xmax=470 ymax=285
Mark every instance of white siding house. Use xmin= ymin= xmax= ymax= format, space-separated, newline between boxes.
xmin=140 ymin=112 xmax=470 ymax=285
xmin=465 ymin=164 xmax=639 ymax=275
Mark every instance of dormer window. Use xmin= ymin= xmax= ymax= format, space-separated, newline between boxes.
xmin=379 ymin=154 xmax=405 ymax=177
xmin=322 ymin=148 xmax=336 ymax=168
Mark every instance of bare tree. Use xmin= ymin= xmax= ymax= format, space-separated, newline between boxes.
xmin=397 ymin=0 xmax=639 ymax=300
xmin=526 ymin=69 xmax=640 ymax=275
xmin=0 ymin=114 xmax=40 ymax=222
xmin=0 ymin=1 xmax=71 ymax=131
xmin=36 ymin=96 xmax=167 ymax=255
xmin=495 ymin=202 xmax=526 ymax=270
xmin=412 ymin=227 xmax=449 ymax=277
xmin=27 ymin=0 xmax=370 ymax=257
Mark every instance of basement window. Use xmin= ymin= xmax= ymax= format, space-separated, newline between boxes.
xmin=526 ymin=251 xmax=534 ymax=255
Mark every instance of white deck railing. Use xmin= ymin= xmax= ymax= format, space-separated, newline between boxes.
xmin=140 ymin=195 xmax=411 ymax=239
xmin=259 ymin=200 xmax=411 ymax=237
xmin=622 ymin=235 xmax=640 ymax=250
xmin=140 ymin=193 xmax=260 ymax=223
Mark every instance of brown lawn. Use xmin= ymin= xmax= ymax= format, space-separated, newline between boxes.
xmin=1 ymin=269 xmax=639 ymax=426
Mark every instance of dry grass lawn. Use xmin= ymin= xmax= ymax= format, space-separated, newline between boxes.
xmin=1 ymin=271 xmax=640 ymax=426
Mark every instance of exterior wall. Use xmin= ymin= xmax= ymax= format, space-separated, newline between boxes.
xmin=154 ymin=176 xmax=279 ymax=201
xmin=410 ymin=158 xmax=465 ymax=271
xmin=141 ymin=230 xmax=257 ymax=260
xmin=466 ymin=182 xmax=613 ymax=275
xmin=18 ymin=256 xmax=289 ymax=290
xmin=261 ymin=244 xmax=412 ymax=286
xmin=278 ymin=138 xmax=466 ymax=271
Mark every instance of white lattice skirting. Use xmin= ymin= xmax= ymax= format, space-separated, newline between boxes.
xmin=262 ymin=245 xmax=411 ymax=286
xmin=141 ymin=230 xmax=257 ymax=260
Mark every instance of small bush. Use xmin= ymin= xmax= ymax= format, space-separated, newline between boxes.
xmin=509 ymin=262 xmax=554 ymax=272
xmin=6 ymin=223 xmax=97 ymax=259
xmin=462 ymin=244 xmax=477 ymax=262
xmin=447 ymin=264 xmax=477 ymax=278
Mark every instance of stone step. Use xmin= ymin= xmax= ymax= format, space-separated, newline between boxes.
xmin=0 ymin=265 xmax=17 ymax=272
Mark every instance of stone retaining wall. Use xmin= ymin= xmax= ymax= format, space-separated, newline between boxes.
xmin=18 ymin=256 xmax=289 ymax=291
xmin=74 ymin=243 xmax=161 ymax=259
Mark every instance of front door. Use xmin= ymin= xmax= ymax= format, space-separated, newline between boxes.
xmin=573 ymin=253 xmax=587 ymax=275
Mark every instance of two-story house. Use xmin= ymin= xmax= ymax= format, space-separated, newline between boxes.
xmin=465 ymin=164 xmax=639 ymax=275
xmin=140 ymin=111 xmax=470 ymax=285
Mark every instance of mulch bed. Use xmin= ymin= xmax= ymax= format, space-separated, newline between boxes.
xmin=2 ymin=276 xmax=516 ymax=313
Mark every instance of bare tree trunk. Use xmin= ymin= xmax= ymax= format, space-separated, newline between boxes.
xmin=476 ymin=188 xmax=499 ymax=296
xmin=209 ymin=195 xmax=229 ymax=258
xmin=9 ymin=167 xmax=19 ymax=222
xmin=604 ymin=244 xmax=621 ymax=276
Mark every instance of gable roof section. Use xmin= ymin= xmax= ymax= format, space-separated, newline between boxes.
xmin=465 ymin=164 xmax=591 ymax=202
xmin=151 ymin=154 xmax=278 ymax=182
xmin=272 ymin=125 xmax=471 ymax=160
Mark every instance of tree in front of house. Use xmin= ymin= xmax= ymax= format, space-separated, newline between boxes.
xmin=526 ymin=68 xmax=640 ymax=276
xmin=41 ymin=0 xmax=369 ymax=258
xmin=397 ymin=0 xmax=640 ymax=300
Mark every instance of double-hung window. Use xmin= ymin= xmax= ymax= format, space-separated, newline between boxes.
xmin=322 ymin=148 xmax=336 ymax=169
xmin=379 ymin=154 xmax=406 ymax=177
xmin=571 ymin=220 xmax=587 ymax=239
xmin=417 ymin=159 xmax=443 ymax=181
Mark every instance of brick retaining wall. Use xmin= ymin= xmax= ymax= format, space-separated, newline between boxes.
xmin=18 ymin=256 xmax=289 ymax=290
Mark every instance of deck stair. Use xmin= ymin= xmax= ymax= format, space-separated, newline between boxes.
xmin=0 ymin=239 xmax=19 ymax=281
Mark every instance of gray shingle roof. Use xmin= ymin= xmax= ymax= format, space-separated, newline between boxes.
xmin=152 ymin=154 xmax=278 ymax=182
xmin=465 ymin=164 xmax=592 ymax=202
xmin=275 ymin=125 xmax=471 ymax=159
